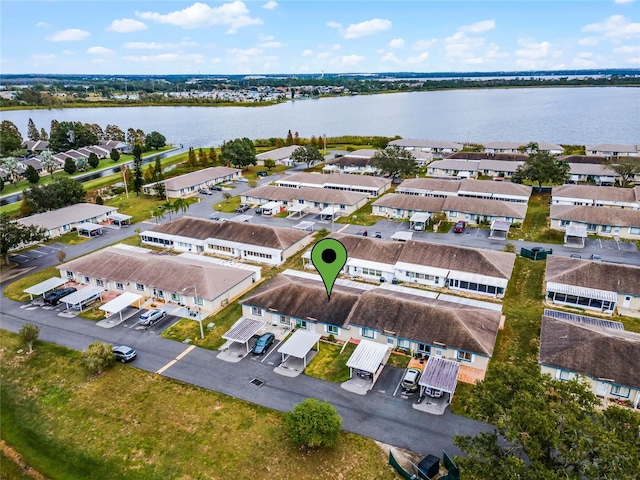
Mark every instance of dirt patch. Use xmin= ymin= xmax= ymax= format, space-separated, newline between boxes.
xmin=0 ymin=440 xmax=51 ymax=480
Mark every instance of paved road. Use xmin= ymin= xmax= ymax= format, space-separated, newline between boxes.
xmin=1 ymin=298 xmax=489 ymax=456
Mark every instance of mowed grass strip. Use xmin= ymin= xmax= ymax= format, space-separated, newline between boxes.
xmin=0 ymin=331 xmax=397 ymax=480
xmin=305 ymin=342 xmax=357 ymax=382
xmin=513 ymin=192 xmax=564 ymax=243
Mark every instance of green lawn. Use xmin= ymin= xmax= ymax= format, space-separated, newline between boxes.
xmin=305 ymin=342 xmax=357 ymax=382
xmin=1 ymin=450 xmax=34 ymax=480
xmin=214 ymin=195 xmax=241 ymax=213
xmin=512 ymin=192 xmax=564 ymax=243
xmin=335 ymin=200 xmax=380 ymax=226
xmin=0 ymin=330 xmax=397 ymax=480
xmin=387 ymin=352 xmax=411 ymax=369
xmin=48 ymin=230 xmax=90 ymax=246
xmin=240 ymin=164 xmax=290 ymax=181
xmin=4 ymin=266 xmax=61 ymax=302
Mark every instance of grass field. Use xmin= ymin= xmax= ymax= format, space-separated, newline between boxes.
xmin=305 ymin=342 xmax=357 ymax=382
xmin=512 ymin=192 xmax=564 ymax=243
xmin=4 ymin=266 xmax=60 ymax=302
xmin=0 ymin=331 xmax=396 ymax=480
xmin=335 ymin=200 xmax=380 ymax=226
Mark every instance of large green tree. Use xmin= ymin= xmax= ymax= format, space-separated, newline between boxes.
xmin=27 ymin=118 xmax=40 ymax=141
xmin=63 ymin=157 xmax=77 ymax=175
xmin=132 ymin=144 xmax=143 ymax=196
xmin=22 ymin=177 xmax=85 ymax=214
xmin=285 ymin=398 xmax=342 ymax=449
xmin=39 ymin=150 xmax=58 ymax=177
xmin=370 ymin=145 xmax=418 ymax=179
xmin=49 ymin=121 xmax=99 ymax=153
xmin=104 ymin=124 xmax=125 ymax=142
xmin=0 ymin=213 xmax=47 ymax=265
xmin=512 ymin=142 xmax=570 ymax=189
xmin=0 ymin=157 xmax=22 ymax=187
xmin=290 ymin=145 xmax=324 ymax=168
xmin=109 ymin=148 xmax=120 ymax=162
xmin=219 ymin=138 xmax=256 ymax=170
xmin=0 ymin=120 xmax=24 ymax=155
xmin=24 ymin=165 xmax=40 ymax=185
xmin=607 ymin=157 xmax=640 ymax=187
xmin=145 ymin=131 xmax=166 ymax=150
xmin=88 ymin=152 xmax=100 ymax=169
xmin=454 ymin=363 xmax=640 ymax=480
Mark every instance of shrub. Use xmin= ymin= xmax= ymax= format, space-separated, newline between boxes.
xmin=19 ymin=324 xmax=39 ymax=353
xmin=81 ymin=341 xmax=115 ymax=375
xmin=285 ymin=398 xmax=342 ymax=449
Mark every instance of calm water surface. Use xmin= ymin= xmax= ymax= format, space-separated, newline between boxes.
xmin=2 ymin=87 xmax=639 ymax=147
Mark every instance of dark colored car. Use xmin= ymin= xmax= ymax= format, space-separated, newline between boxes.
xmin=235 ymin=204 xmax=250 ymax=213
xmin=590 ymin=254 xmax=603 ymax=262
xmin=252 ymin=332 xmax=275 ymax=355
xmin=453 ymin=221 xmax=466 ymax=233
xmin=210 ymin=185 xmax=222 ymax=191
xmin=113 ymin=345 xmax=137 ymax=363
xmin=570 ymin=254 xmax=582 ymax=259
xmin=373 ymin=232 xmax=382 ymax=238
xmin=356 ymin=229 xmax=368 ymax=236
xmin=199 ymin=189 xmax=213 ymax=195
xmin=255 ymin=207 xmax=263 ymax=215
xmin=43 ymin=287 xmax=77 ymax=306
xmin=355 ymin=369 xmax=372 ymax=379
xmin=257 ymin=171 xmax=269 ymax=177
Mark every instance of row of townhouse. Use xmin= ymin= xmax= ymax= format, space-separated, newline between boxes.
xmin=302 ymin=233 xmax=516 ymax=298
xmin=397 ymin=178 xmax=532 ymax=203
xmin=276 ymin=172 xmax=391 ymax=197
xmin=140 ymin=216 xmax=313 ymax=266
xmin=240 ymin=270 xmax=503 ymax=383
xmin=549 ymin=185 xmax=640 ymax=241
xmin=142 ymin=166 xmax=242 ymax=197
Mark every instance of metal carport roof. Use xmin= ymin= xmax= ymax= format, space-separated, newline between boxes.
xmin=107 ymin=213 xmax=132 ymax=222
xmin=60 ymin=286 xmax=103 ymax=310
xmin=223 ymin=317 xmax=265 ymax=344
xmin=410 ymin=212 xmax=431 ymax=223
xmin=490 ymin=220 xmax=511 ymax=232
xmin=418 ymin=356 xmax=460 ymax=394
xmin=100 ymin=292 xmax=143 ymax=314
xmin=346 ymin=340 xmax=389 ymax=374
xmin=77 ymin=222 xmax=102 ymax=232
xmin=390 ymin=231 xmax=413 ymax=242
xmin=566 ymin=224 xmax=587 ymax=238
xmin=24 ymin=277 xmax=66 ymax=299
xmin=278 ymin=330 xmax=321 ymax=358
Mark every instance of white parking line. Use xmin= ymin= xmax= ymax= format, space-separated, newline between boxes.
xmin=392 ymin=369 xmax=407 ymax=397
xmin=30 ymin=249 xmax=48 ymax=255
xmin=261 ymin=339 xmax=282 ymax=363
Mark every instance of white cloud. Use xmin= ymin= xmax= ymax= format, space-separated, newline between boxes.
xmin=336 ymin=54 xmax=364 ymax=66
xmin=259 ymin=40 xmax=286 ymax=48
xmin=582 ymin=15 xmax=640 ymax=40
xmin=614 ymin=0 xmax=636 ymax=4
xmin=613 ymin=44 xmax=640 ymax=55
xmin=460 ymin=20 xmax=495 ymax=34
xmin=381 ymin=51 xmax=401 ymax=64
xmin=515 ymin=38 xmax=563 ymax=69
xmin=407 ymin=52 xmax=429 ymax=64
xmin=388 ymin=38 xmax=404 ymax=49
xmin=413 ymin=39 xmax=436 ymax=51
xmin=36 ymin=22 xmax=48 ymax=28
xmin=301 ymin=49 xmax=313 ymax=57
xmin=181 ymin=38 xmax=198 ymax=47
xmin=579 ymin=37 xmax=599 ymax=46
xmin=316 ymin=52 xmax=331 ymax=60
xmin=332 ymin=44 xmax=341 ymax=51
xmin=87 ymin=46 xmax=114 ymax=55
xmin=107 ymin=18 xmax=148 ymax=33
xmin=46 ymin=29 xmax=90 ymax=42
xmin=137 ymin=1 xmax=262 ymax=33
xmin=31 ymin=54 xmax=56 ymax=61
xmin=122 ymin=53 xmax=204 ymax=63
xmin=445 ymin=31 xmax=485 ymax=59
xmin=342 ymin=19 xmax=392 ymax=39
xmin=327 ymin=21 xmax=342 ymax=29
xmin=262 ymin=1 xmax=278 ymax=9
xmin=124 ymin=42 xmax=166 ymax=50
xmin=227 ymin=47 xmax=263 ymax=56
xmin=62 ymin=50 xmax=74 ymax=56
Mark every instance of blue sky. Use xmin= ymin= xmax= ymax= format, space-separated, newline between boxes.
xmin=1 ymin=1 xmax=639 ymax=74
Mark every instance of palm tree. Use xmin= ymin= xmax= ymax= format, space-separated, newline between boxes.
xmin=172 ymin=198 xmax=190 ymax=216
xmin=39 ymin=150 xmax=59 ymax=178
xmin=0 ymin=157 xmax=22 ymax=187
xmin=162 ymin=199 xmax=174 ymax=221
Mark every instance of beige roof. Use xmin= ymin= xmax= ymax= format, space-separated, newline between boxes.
xmin=330 ymin=233 xmax=515 ymax=279
xmin=148 ymin=216 xmax=310 ymax=249
xmin=255 ymin=145 xmax=302 ymax=161
xmin=428 ymin=159 xmax=481 ymax=171
xmin=540 ymin=316 xmax=640 ymax=389
xmin=458 ymin=179 xmax=532 ymax=197
xmin=279 ymin=172 xmax=390 ymax=189
xmin=373 ymin=194 xmax=446 ymax=212
xmin=546 ymin=256 xmax=640 ymax=296
xmin=397 ymin=178 xmax=462 ymax=193
xmin=442 ymin=196 xmax=528 ymax=219
xmin=18 ymin=203 xmax=117 ymax=230
xmin=389 ymin=139 xmax=464 ymax=150
xmin=586 ymin=144 xmax=638 ymax=154
xmin=245 ymin=185 xmax=368 ymax=206
xmin=446 ymin=152 xmax=528 ymax=161
xmin=552 ymin=185 xmax=637 ymax=203
xmin=484 ymin=141 xmax=563 ymax=151
xmin=550 ymin=205 xmax=640 ymax=228
xmin=58 ymin=246 xmax=253 ymax=300
xmin=568 ymin=163 xmax=618 ymax=176
xmin=341 ymin=148 xmax=379 ymax=158
xmin=165 ymin=167 xmax=241 ymax=191
xmin=477 ymin=160 xmax=524 ymax=171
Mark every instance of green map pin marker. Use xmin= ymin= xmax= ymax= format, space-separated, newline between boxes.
xmin=311 ymin=238 xmax=348 ymax=301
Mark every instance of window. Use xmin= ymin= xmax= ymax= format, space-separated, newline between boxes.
xmin=244 ymin=250 xmax=273 ymax=260
xmin=84 ymin=276 xmax=90 ymax=283
xmin=157 ymin=290 xmax=164 ymax=298
xmin=610 ymin=385 xmax=630 ymax=398
xmin=66 ymin=271 xmax=74 ymax=279
xmin=136 ymin=283 xmax=144 ymax=291
xmin=361 ymin=328 xmax=374 ymax=338
xmin=195 ymin=297 xmax=204 ymax=306
xmin=387 ymin=337 xmax=395 ymax=346
xmin=252 ymin=306 xmax=263 ymax=316
xmin=587 ymin=224 xmax=597 ymax=232
xmin=601 ymin=225 xmax=612 ymax=233
xmin=378 ymin=206 xmax=386 ymax=212
xmin=418 ymin=343 xmax=431 ymax=354
xmin=171 ymin=293 xmax=180 ymax=301
xmin=397 ymin=339 xmax=410 ymax=349
xmin=450 ymin=211 xmax=457 ymax=218
xmin=457 ymin=350 xmax=472 ymax=362
xmin=280 ymin=315 xmax=290 ymax=325
xmin=560 ymin=220 xmax=570 ymax=226
xmin=208 ymin=244 xmax=233 ymax=253
xmin=630 ymin=228 xmax=640 ymax=235
xmin=559 ymin=370 xmax=575 ymax=381
xmin=296 ymin=319 xmax=307 ymax=329
xmin=96 ymin=279 xmax=104 ymax=287
xmin=327 ymin=325 xmax=339 ymax=335
xmin=362 ymin=267 xmax=382 ymax=277
xmin=115 ymin=282 xmax=124 ymax=290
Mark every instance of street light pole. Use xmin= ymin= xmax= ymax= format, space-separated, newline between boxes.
xmin=182 ymin=285 xmax=204 ymax=339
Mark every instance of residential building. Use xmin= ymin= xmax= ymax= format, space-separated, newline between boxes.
xmin=388 ymin=139 xmax=463 ymax=154
xmin=427 ymin=159 xmax=480 ymax=179
xmin=58 ymin=245 xmax=258 ymax=315
xmin=550 ymin=205 xmax=640 ymax=239
xmin=545 ymin=256 xmax=640 ymax=316
xmin=322 ymin=149 xmax=380 ymax=175
xmin=240 ymin=270 xmax=502 ymax=383
xmin=140 ymin=216 xmax=313 ymax=265
xmin=567 ymin=163 xmax=619 ymax=185
xmin=302 ymin=233 xmax=516 ymax=298
xmin=397 ymin=178 xmax=532 ymax=203
xmin=255 ymin=145 xmax=302 ymax=167
xmin=483 ymin=141 xmax=564 ymax=155
xmin=539 ymin=310 xmax=639 ymax=409
xmin=276 ymin=172 xmax=391 ymax=197
xmin=17 ymin=203 xmax=117 ymax=239
xmin=21 ymin=140 xmax=50 ymax=153
xmin=551 ymin=185 xmax=640 ymax=209
xmin=585 ymin=144 xmax=639 ymax=157
xmin=146 ymin=166 xmax=242 ymax=197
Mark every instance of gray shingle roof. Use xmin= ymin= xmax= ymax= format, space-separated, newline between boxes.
xmin=255 ymin=145 xmax=302 ymax=161
xmin=165 ymin=167 xmax=241 ymax=191
xmin=550 ymin=205 xmax=640 ymax=228
xmin=244 ymin=185 xmax=368 ymax=206
xmin=552 ymin=185 xmax=637 ymax=203
xmin=372 ymin=194 xmax=446 ymax=212
xmin=18 ymin=203 xmax=117 ymax=230
xmin=279 ymin=172 xmax=390 ymax=188
xmin=442 ymin=196 xmax=528 ymax=219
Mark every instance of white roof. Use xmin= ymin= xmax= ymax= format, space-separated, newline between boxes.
xmin=77 ymin=222 xmax=102 ymax=231
xmin=447 ymin=271 xmax=508 ymax=288
xmin=24 ymin=277 xmax=66 ymax=295
xmin=346 ymin=340 xmax=389 ymax=374
xmin=18 ymin=203 xmax=116 ymax=231
xmin=490 ymin=220 xmax=512 ymax=232
xmin=390 ymin=231 xmax=413 ymax=241
xmin=566 ymin=224 xmax=587 ymax=237
xmin=107 ymin=213 xmax=132 ymax=221
xmin=293 ymin=221 xmax=315 ymax=230
xmin=222 ymin=317 xmax=265 ymax=344
xmin=277 ymin=330 xmax=322 ymax=358
xmin=230 ymin=214 xmax=253 ymax=222
xmin=547 ymin=282 xmax=617 ymax=302
xmin=262 ymin=201 xmax=281 ymax=210
xmin=288 ymin=204 xmax=308 ymax=213
xmin=418 ymin=356 xmax=460 ymax=394
xmin=99 ymin=292 xmax=143 ymax=314
xmin=60 ymin=286 xmax=103 ymax=306
xmin=319 ymin=206 xmax=338 ymax=216
xmin=410 ymin=212 xmax=431 ymax=223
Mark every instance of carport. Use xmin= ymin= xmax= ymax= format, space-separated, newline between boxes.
xmin=260 ymin=201 xmax=282 ymax=216
xmin=222 ymin=317 xmax=266 ymax=353
xmin=107 ymin=213 xmax=132 ymax=226
xmin=319 ymin=205 xmax=338 ymax=221
xmin=564 ymin=224 xmax=587 ymax=248
xmin=489 ymin=220 xmax=511 ymax=239
xmin=410 ymin=212 xmax=431 ymax=231
xmin=99 ymin=292 xmax=143 ymax=323
xmin=230 ymin=214 xmax=253 ymax=223
xmin=77 ymin=223 xmax=103 ymax=237
xmin=418 ymin=356 xmax=460 ymax=404
xmin=391 ymin=231 xmax=413 ymax=242
xmin=60 ymin=286 xmax=103 ymax=311
xmin=288 ymin=203 xmax=308 ymax=219
xmin=293 ymin=220 xmax=315 ymax=231
xmin=277 ymin=330 xmax=321 ymax=368
xmin=345 ymin=340 xmax=390 ymax=390
xmin=23 ymin=277 xmax=67 ymax=300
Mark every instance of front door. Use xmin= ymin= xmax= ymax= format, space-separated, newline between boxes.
xmin=596 ymin=382 xmax=608 ymax=397
xmin=623 ymin=296 xmax=632 ymax=308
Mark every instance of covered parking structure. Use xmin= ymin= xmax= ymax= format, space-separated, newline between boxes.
xmin=107 ymin=213 xmax=132 ymax=227
xmin=410 ymin=212 xmax=431 ymax=231
xmin=345 ymin=340 xmax=390 ymax=391
xmin=260 ymin=201 xmax=282 ymax=216
xmin=77 ymin=223 xmax=103 ymax=237
xmin=489 ymin=220 xmax=511 ymax=239
xmin=564 ymin=224 xmax=587 ymax=248
xmin=418 ymin=356 xmax=460 ymax=404
xmin=60 ymin=286 xmax=103 ymax=311
xmin=319 ymin=205 xmax=339 ymax=221
xmin=287 ymin=203 xmax=308 ymax=219
xmin=276 ymin=330 xmax=321 ymax=369
xmin=230 ymin=214 xmax=253 ymax=223
xmin=222 ymin=317 xmax=266 ymax=353
xmin=99 ymin=292 xmax=143 ymax=323
xmin=293 ymin=220 xmax=315 ymax=231
xmin=391 ymin=231 xmax=413 ymax=242
xmin=23 ymin=277 xmax=67 ymax=300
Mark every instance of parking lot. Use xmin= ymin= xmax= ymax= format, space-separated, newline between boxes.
xmin=10 ymin=245 xmax=63 ymax=264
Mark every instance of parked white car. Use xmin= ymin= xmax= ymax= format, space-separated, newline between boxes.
xmin=138 ymin=308 xmax=166 ymax=326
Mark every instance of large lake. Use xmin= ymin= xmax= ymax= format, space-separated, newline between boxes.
xmin=2 ymin=87 xmax=639 ymax=147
